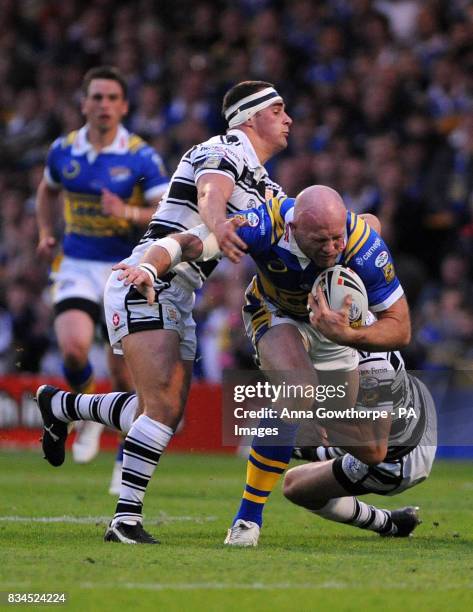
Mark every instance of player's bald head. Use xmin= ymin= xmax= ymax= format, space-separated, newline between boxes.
xmin=290 ymin=185 xmax=347 ymax=267
xmin=293 ymin=185 xmax=346 ymax=230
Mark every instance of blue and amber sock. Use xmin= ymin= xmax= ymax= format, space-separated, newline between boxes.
xmin=62 ymin=362 xmax=95 ymax=394
xmin=233 ymin=419 xmax=298 ymax=527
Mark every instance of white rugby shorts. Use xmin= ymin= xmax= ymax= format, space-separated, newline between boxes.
xmin=51 ymin=256 xmax=114 ymax=306
xmin=104 ymin=269 xmax=197 ymax=361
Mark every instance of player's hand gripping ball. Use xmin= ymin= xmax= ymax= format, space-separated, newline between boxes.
xmin=311 ymin=265 xmax=368 ymax=328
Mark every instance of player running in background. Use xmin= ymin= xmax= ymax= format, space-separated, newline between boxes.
xmin=285 ymin=343 xmax=437 ymax=538
xmin=36 ymin=80 xmax=292 ymax=544
xmin=35 ymin=66 xmax=168 ymax=466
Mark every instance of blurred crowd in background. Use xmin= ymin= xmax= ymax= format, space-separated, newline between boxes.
xmin=1 ymin=0 xmax=473 ymax=380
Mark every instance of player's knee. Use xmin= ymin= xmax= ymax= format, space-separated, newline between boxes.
xmin=61 ymin=342 xmax=90 ymax=369
xmin=140 ymin=383 xmax=185 ymax=428
xmin=282 ymin=470 xmax=303 ymax=504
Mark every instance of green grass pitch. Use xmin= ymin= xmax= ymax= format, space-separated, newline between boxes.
xmin=0 ymin=450 xmax=472 ymax=611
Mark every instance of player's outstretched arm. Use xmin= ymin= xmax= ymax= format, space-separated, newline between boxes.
xmin=196 ymin=173 xmax=247 ymax=263
xmin=113 ymin=216 xmax=248 ymax=304
xmin=36 ymin=179 xmax=62 ymax=262
xmin=308 ymin=288 xmax=411 ymax=351
xmin=112 ymin=232 xmax=205 ymax=305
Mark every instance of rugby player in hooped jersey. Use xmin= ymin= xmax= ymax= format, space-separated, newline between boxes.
xmin=35 ymin=81 xmax=292 ymax=544
xmin=285 ymin=340 xmax=437 ymax=539
xmin=36 ymin=66 xmax=168 ymax=470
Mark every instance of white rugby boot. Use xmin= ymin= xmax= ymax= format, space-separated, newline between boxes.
xmin=72 ymin=421 xmax=104 ymax=463
xmin=224 ymin=519 xmax=260 ymax=547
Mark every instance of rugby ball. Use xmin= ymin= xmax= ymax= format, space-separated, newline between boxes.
xmin=312 ymin=265 xmax=368 ymax=328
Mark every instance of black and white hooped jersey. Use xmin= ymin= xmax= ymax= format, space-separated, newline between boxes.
xmin=131 ymin=129 xmax=286 ymax=288
xmin=357 ymin=351 xmax=428 ymax=460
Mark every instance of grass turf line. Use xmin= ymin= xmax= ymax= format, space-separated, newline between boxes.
xmin=0 ymin=451 xmax=472 ymax=611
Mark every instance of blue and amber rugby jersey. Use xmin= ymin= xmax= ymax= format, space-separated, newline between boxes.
xmin=235 ymin=196 xmax=404 ymax=320
xmin=45 ymin=125 xmax=168 ymax=262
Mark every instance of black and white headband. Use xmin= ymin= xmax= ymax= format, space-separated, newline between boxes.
xmin=224 ymin=87 xmax=283 ymax=128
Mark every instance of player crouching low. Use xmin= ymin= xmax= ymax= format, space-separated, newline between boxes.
xmin=284 ymin=343 xmax=437 ymax=538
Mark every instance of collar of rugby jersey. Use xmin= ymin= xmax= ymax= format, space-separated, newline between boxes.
xmin=227 ymin=128 xmax=268 ymax=177
xmin=72 ymin=124 xmax=130 ymax=162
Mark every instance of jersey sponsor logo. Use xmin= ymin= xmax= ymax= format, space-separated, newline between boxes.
xmin=109 ymin=166 xmax=132 ymax=181
xmin=62 ymin=160 xmax=81 ymax=179
xmin=247 ymin=199 xmax=257 ymax=209
xmin=243 ymin=171 xmax=254 ymax=186
xmin=247 ymin=212 xmax=260 ymax=227
xmin=224 ymin=147 xmax=240 ymax=162
xmin=364 ymin=366 xmax=389 ymax=374
xmin=165 ymin=305 xmax=180 ymax=323
xmin=342 ymin=455 xmax=368 ymax=482
xmin=356 ymin=237 xmax=382 ymax=267
xmin=375 ymin=250 xmax=389 ymax=267
xmin=201 ymin=154 xmax=224 ymax=169
xmin=359 ymin=375 xmax=380 ymax=406
xmin=382 ymin=262 xmax=395 ymax=283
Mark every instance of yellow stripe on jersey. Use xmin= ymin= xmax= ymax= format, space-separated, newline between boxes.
xmin=128 ymin=134 xmax=145 ymax=152
xmin=63 ymin=192 xmax=132 ymax=237
xmin=63 ymin=131 xmax=78 ymax=147
xmin=263 ymin=196 xmax=287 ymax=244
xmin=248 ymin=276 xmax=263 ymax=300
xmin=344 ymin=214 xmax=370 ymax=263
xmin=250 ymin=448 xmax=289 ymax=470
xmin=350 ymin=212 xmax=356 ymax=232
xmin=51 ymin=251 xmax=64 ymax=274
xmin=258 ymin=273 xmax=308 ymax=318
xmin=250 ymin=308 xmax=271 ymax=343
xmin=127 ymin=183 xmax=146 ymax=209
